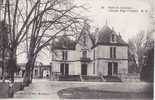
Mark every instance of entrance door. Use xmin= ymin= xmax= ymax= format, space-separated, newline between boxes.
xmin=81 ymin=64 xmax=87 ymax=75
xmin=108 ymin=62 xmax=112 ymax=76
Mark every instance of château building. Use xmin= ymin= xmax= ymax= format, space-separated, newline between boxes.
xmin=50 ymin=22 xmax=128 ymax=81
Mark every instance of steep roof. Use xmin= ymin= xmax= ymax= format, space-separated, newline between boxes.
xmin=52 ymin=36 xmax=76 ymax=50
xmin=97 ymin=25 xmax=113 ymax=44
xmin=93 ymin=24 xmax=128 ymax=48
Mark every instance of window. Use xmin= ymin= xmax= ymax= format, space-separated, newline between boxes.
xmin=108 ymin=62 xmax=112 ymax=75
xmin=108 ymin=62 xmax=118 ymax=75
xmin=111 ymin=34 xmax=116 ymax=42
xmin=112 ymin=34 xmax=115 ymax=42
xmin=110 ymin=47 xmax=116 ymax=58
xmin=110 ymin=47 xmax=112 ymax=58
xmin=113 ymin=63 xmax=118 ymax=74
xmin=82 ymin=51 xmax=87 ymax=58
xmin=114 ymin=47 xmax=116 ymax=58
xmin=62 ymin=51 xmax=68 ymax=60
xmin=60 ymin=63 xmax=69 ymax=75
xmin=60 ymin=63 xmax=64 ymax=75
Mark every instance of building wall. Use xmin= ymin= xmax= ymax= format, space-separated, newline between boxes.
xmin=96 ymin=60 xmax=108 ymax=76
xmin=95 ymin=45 xmax=128 ymax=59
xmin=33 ymin=65 xmax=51 ymax=78
xmin=52 ymin=62 xmax=60 ymax=72
xmin=93 ymin=45 xmax=128 ymax=76
xmin=118 ymin=60 xmax=128 ymax=74
xmin=51 ymin=44 xmax=128 ymax=78
xmin=51 ymin=45 xmax=128 ymax=76
xmin=87 ymin=62 xmax=94 ymax=75
xmin=95 ymin=59 xmax=128 ymax=76
xmin=52 ymin=61 xmax=94 ymax=75
xmin=52 ymin=49 xmax=80 ymax=61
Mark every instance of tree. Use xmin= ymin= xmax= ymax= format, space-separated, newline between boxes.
xmin=128 ymin=31 xmax=146 ymax=72
xmin=140 ymin=46 xmax=154 ymax=82
xmin=1 ymin=0 xmax=46 ymax=82
xmin=1 ymin=0 xmax=83 ymax=83
xmin=0 ymin=21 xmax=9 ymax=82
xmin=128 ymin=29 xmax=154 ymax=82
xmin=140 ymin=30 xmax=154 ymax=82
xmin=20 ymin=0 xmax=85 ymax=85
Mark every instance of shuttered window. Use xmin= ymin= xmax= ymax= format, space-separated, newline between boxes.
xmin=113 ymin=62 xmax=118 ymax=74
xmin=110 ymin=47 xmax=116 ymax=58
xmin=62 ymin=51 xmax=68 ymax=60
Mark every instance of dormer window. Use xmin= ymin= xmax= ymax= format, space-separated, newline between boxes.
xmin=111 ymin=34 xmax=116 ymax=43
xmin=112 ymin=34 xmax=115 ymax=41
xmin=82 ymin=51 xmax=87 ymax=58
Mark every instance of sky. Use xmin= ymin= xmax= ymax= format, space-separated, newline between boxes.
xmin=17 ymin=0 xmax=154 ymax=65
xmin=74 ymin=0 xmax=152 ymax=41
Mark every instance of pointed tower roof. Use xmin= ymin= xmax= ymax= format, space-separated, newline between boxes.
xmin=97 ymin=23 xmax=113 ymax=44
xmin=92 ymin=23 xmax=128 ymax=48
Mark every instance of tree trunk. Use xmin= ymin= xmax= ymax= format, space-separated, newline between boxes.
xmin=7 ymin=49 xmax=17 ymax=83
xmin=23 ymin=58 xmax=35 ymax=86
xmin=30 ymin=66 xmax=34 ymax=83
xmin=23 ymin=62 xmax=31 ymax=86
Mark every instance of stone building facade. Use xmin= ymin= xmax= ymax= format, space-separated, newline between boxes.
xmin=50 ymin=23 xmax=128 ymax=80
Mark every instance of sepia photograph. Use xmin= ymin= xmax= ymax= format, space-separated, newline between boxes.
xmin=0 ymin=0 xmax=154 ymax=99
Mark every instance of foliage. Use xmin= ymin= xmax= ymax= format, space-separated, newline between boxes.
xmin=128 ymin=30 xmax=154 ymax=82
xmin=0 ymin=0 xmax=84 ymax=83
xmin=140 ymin=47 xmax=154 ymax=82
xmin=128 ymin=31 xmax=146 ymax=72
xmin=140 ymin=31 xmax=154 ymax=82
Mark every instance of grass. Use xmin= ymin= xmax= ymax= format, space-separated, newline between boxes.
xmin=57 ymin=87 xmax=153 ymax=99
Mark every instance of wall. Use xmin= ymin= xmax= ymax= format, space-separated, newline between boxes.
xmin=52 ymin=49 xmax=81 ymax=61
xmin=95 ymin=60 xmax=128 ymax=75
xmin=94 ymin=45 xmax=128 ymax=76
xmin=51 ymin=47 xmax=93 ymax=76
xmin=95 ymin=45 xmax=128 ymax=59
xmin=51 ymin=44 xmax=128 ymax=77
xmin=52 ymin=61 xmax=94 ymax=75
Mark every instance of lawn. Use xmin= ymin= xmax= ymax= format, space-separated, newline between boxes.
xmin=57 ymin=85 xmax=153 ymax=99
